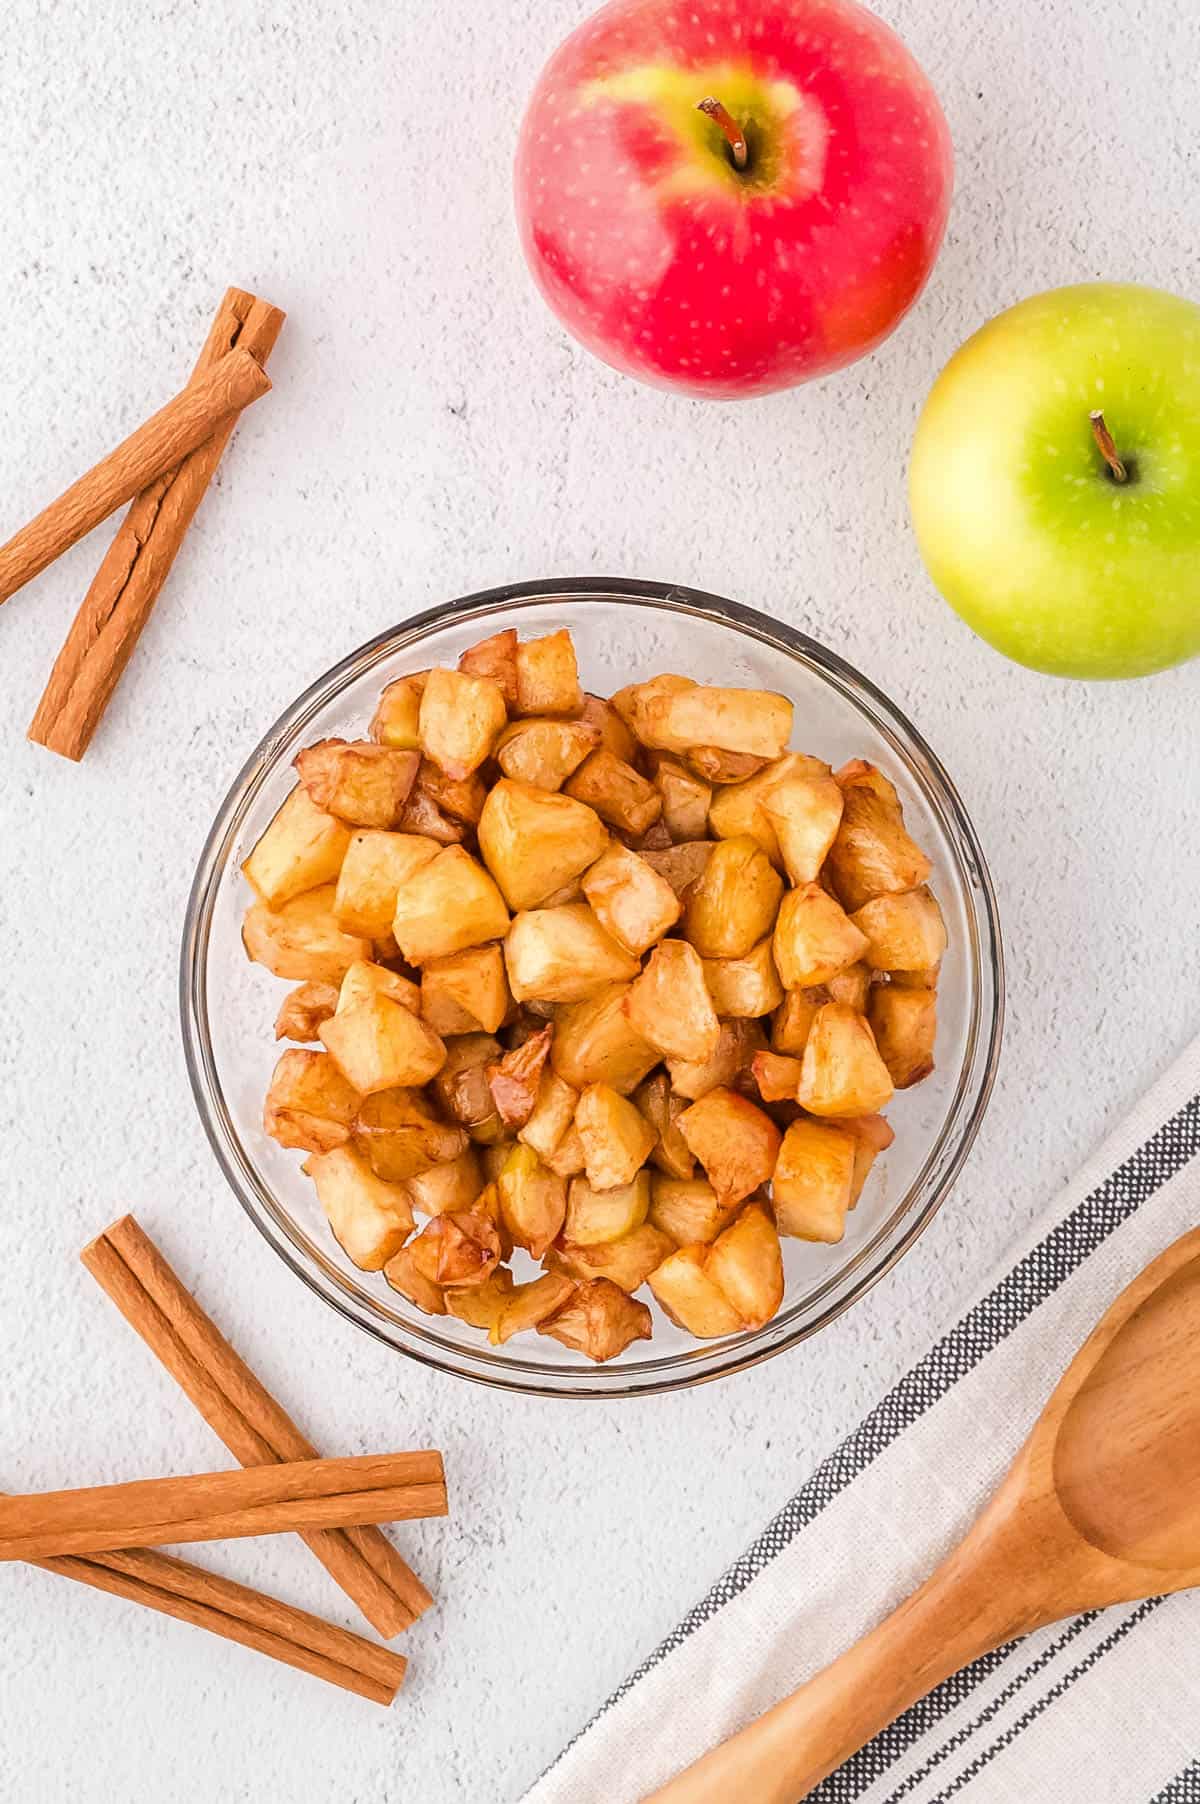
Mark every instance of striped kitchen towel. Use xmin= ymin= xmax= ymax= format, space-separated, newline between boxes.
xmin=524 ymin=1035 xmax=1200 ymax=1804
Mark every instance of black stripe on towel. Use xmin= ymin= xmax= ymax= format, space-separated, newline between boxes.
xmin=1153 ymin=1760 xmax=1200 ymax=1802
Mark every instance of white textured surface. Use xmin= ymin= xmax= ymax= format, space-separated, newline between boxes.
xmin=0 ymin=1 xmax=1196 ymax=1799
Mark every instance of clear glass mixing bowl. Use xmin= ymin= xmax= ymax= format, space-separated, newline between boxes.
xmin=181 ymin=579 xmax=1003 ymax=1397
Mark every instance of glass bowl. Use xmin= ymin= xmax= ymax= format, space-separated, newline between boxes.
xmin=181 ymin=579 xmax=1003 ymax=1397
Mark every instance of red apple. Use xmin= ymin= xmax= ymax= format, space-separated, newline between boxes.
xmin=514 ymin=0 xmax=952 ymax=399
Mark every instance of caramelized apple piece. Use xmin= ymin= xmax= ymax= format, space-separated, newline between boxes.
xmin=497 ymin=1143 xmax=567 ymax=1258
xmin=826 ymin=784 xmax=932 ymax=912
xmin=868 ymin=984 xmax=937 ymax=1088
xmin=624 ymin=940 xmax=720 ymax=1063
xmin=551 ymin=983 xmax=660 ymax=1095
xmin=356 ymin=1088 xmax=468 ymax=1181
xmin=412 ymin=760 xmax=489 ymax=825
xmin=641 ymin=840 xmax=716 ymax=897
xmin=634 ymin=684 xmax=793 ymax=760
xmin=762 ymin=764 xmax=845 ymax=885
xmin=242 ymin=785 xmax=351 ymax=908
xmin=682 ymin=836 xmax=783 ymax=958
xmin=407 ymin=1209 xmax=502 ymax=1288
xmin=383 ymin=1244 xmax=447 ymax=1315
xmin=611 ymin=672 xmax=695 ymax=737
xmin=796 ymin=1002 xmax=894 ymax=1117
xmin=574 ymin=1086 xmax=656 ymax=1191
xmin=850 ymin=889 xmax=947 ymax=973
xmin=579 ymin=692 xmax=639 ymax=764
xmin=370 ymin=672 xmax=427 ymax=749
xmin=444 ymin=1268 xmax=516 ymax=1331
xmin=647 ymin=1245 xmax=743 ymax=1338
xmin=840 ymin=1112 xmax=895 ymax=1207
xmin=514 ymin=629 xmax=583 ymax=717
xmin=490 ymin=1271 xmax=576 ymax=1344
xmin=478 ymin=778 xmax=608 ymax=911
xmin=331 ymin=828 xmax=439 ymax=937
xmin=677 ymin=1087 xmax=781 ymax=1207
xmin=634 ymin=1072 xmax=695 ymax=1179
xmin=319 ymin=994 xmax=445 ymax=1093
xmin=705 ymin=1201 xmax=784 ymax=1328
xmin=519 ymin=1070 xmax=580 ymax=1161
xmin=336 ymin=960 xmax=421 ymax=1016
xmin=263 ymin=1050 xmax=360 ymax=1154
xmin=538 ymin=1277 xmax=653 ymax=1362
xmin=684 ymin=747 xmax=769 ymax=785
xmin=835 ymin=758 xmax=901 ymax=808
xmin=773 ymin=1119 xmax=856 ymax=1242
xmin=244 ymin=885 xmax=371 ymax=983
xmin=504 ymin=903 xmax=639 ymax=1002
xmin=495 ymin=717 xmax=598 ymax=790
xmin=391 ymin=845 xmax=510 ymax=964
xmin=302 ymin=1144 xmax=414 ymax=1270
xmin=397 ymin=780 xmax=469 ymax=844
xmin=544 ymin=1122 xmax=587 ymax=1178
xmin=580 ymin=841 xmax=681 ymax=957
xmin=548 ymin=1222 xmax=673 ymax=1291
xmin=406 ymin=1146 xmax=485 ymax=1216
xmin=565 ymin=749 xmax=662 ymax=837
xmin=825 ymin=962 xmax=871 ymax=1012
xmin=702 ymin=937 xmax=784 ymax=1018
xmin=773 ymin=883 xmax=870 ymax=989
xmin=458 ymin=627 xmax=519 ymax=708
xmin=418 ymin=945 xmax=509 ymax=1037
xmin=275 ymin=982 xmax=340 ymax=1042
xmin=564 ymin=1169 xmax=652 ymax=1244
xmin=488 ymin=1025 xmax=554 ymax=1129
xmin=294 ymin=738 xmax=419 ymax=829
xmin=647 ymin=1175 xmax=734 ymax=1246
xmin=652 ymin=757 xmax=712 ymax=842
xmin=667 ymin=1018 xmax=766 ymax=1101
xmin=770 ymin=986 xmax=827 ymax=1055
xmin=431 ymin=1034 xmax=503 ymax=1141
xmin=750 ymin=1050 xmax=803 ymax=1103
xmin=706 ymin=754 xmax=811 ymax=865
xmin=417 ymin=666 xmax=508 ymax=780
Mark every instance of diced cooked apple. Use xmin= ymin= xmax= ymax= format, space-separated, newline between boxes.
xmin=890 ymin=965 xmax=940 ymax=990
xmin=647 ymin=1245 xmax=743 ymax=1338
xmin=574 ymin=1087 xmax=656 ymax=1191
xmin=578 ymin=691 xmax=640 ymax=764
xmin=294 ymin=738 xmax=419 ymax=829
xmin=667 ymin=1018 xmax=766 ymax=1101
xmin=564 ymin=1169 xmax=652 ymax=1243
xmin=634 ymin=684 xmax=793 ymax=760
xmin=319 ymin=994 xmax=445 ymax=1093
xmin=242 ymin=785 xmax=352 ymax=908
xmin=275 ymin=981 xmax=340 ymax=1042
xmin=263 ymin=1050 xmax=361 ymax=1153
xmin=677 ymin=1088 xmax=781 ymax=1207
xmin=383 ymin=1244 xmax=447 ymax=1315
xmin=762 ymin=763 xmax=845 ymax=885
xmin=652 ymin=757 xmax=712 ymax=841
xmin=519 ymin=1070 xmax=579 ymax=1160
xmin=302 ymin=1144 xmax=414 ymax=1269
xmin=684 ymin=747 xmax=769 ymax=785
xmin=417 ymin=666 xmax=508 ymax=780
xmin=370 ymin=672 xmax=427 ymax=749
xmin=682 ymin=836 xmax=783 ymax=958
xmin=772 ymin=1119 xmax=855 ymax=1241
xmin=634 ymin=1072 xmax=695 ymax=1179
xmin=550 ymin=982 xmax=660 ymax=1094
xmin=411 ymin=760 xmax=489 ymax=825
xmin=706 ymin=754 xmax=809 ymax=865
xmin=868 ymin=984 xmax=937 ymax=1088
xmin=647 ymin=1175 xmax=734 ymax=1245
xmin=537 ymin=1277 xmax=652 ymax=1362
xmin=705 ymin=1202 xmax=784 ymax=1328
xmin=487 ymin=1025 xmax=554 ymax=1128
xmin=444 ymin=1268 xmax=516 ymax=1331
xmin=548 ymin=1222 xmax=673 ymax=1291
xmin=835 ymin=758 xmax=900 ymax=807
xmin=565 ymin=749 xmax=662 ymax=837
xmin=355 ymin=1088 xmax=468 ymax=1180
xmin=458 ymin=627 xmax=519 ymax=709
xmin=397 ymin=780 xmax=469 ymax=844
xmin=641 ymin=840 xmax=716 ymax=897
xmin=611 ymin=672 xmax=694 ymax=736
xmin=580 ymin=841 xmax=681 ymax=957
xmin=497 ymin=1143 xmax=567 ymax=1258
xmin=544 ymin=1122 xmax=587 ymax=1178
xmin=391 ymin=845 xmax=510 ymax=964
xmin=336 ymin=960 xmax=421 ymax=1016
xmin=796 ymin=1002 xmax=894 ymax=1117
xmin=702 ymin=937 xmax=784 ymax=1018
xmin=332 ymin=830 xmax=440 ymax=937
xmin=407 ymin=1209 xmax=502 ymax=1287
xmin=750 ymin=1050 xmax=803 ymax=1103
xmin=850 ymin=889 xmax=947 ymax=972
xmin=623 ymin=940 xmax=721 ymax=1062
xmin=405 ymin=1146 xmax=485 ymax=1215
xmin=477 ymin=779 xmax=609 ymax=911
xmin=773 ymin=883 xmax=870 ymax=989
xmin=514 ymin=629 xmax=583 ymax=717
xmin=770 ymin=985 xmax=826 ymax=1055
xmin=825 ymin=783 xmax=932 ymax=912
xmin=490 ymin=1271 xmax=576 ymax=1343
xmin=495 ymin=717 xmax=598 ymax=790
xmin=504 ymin=903 xmax=639 ymax=1002
xmin=825 ymin=962 xmax=871 ymax=1011
xmin=841 ymin=1112 xmax=895 ymax=1207
xmin=244 ymin=885 xmax=371 ymax=983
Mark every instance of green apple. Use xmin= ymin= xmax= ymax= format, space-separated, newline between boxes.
xmin=909 ymin=283 xmax=1200 ymax=679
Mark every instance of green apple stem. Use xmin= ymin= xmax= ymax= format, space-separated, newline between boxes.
xmin=697 ymin=97 xmax=748 ymax=170
xmin=1090 ymin=410 xmax=1128 ymax=483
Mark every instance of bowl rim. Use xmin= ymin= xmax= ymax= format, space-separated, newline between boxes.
xmin=181 ymin=577 xmax=1004 ymax=1398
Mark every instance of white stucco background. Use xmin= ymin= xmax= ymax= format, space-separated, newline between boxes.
xmin=1 ymin=2 xmax=1197 ymax=1798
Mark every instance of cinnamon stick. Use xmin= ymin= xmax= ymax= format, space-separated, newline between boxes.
xmin=0 ymin=344 xmax=269 ymax=610
xmin=0 ymin=1449 xmax=447 ymax=1562
xmin=82 ymin=1216 xmax=433 ymax=1636
xmin=31 ymin=1544 xmax=407 ymax=1705
xmin=29 ymin=289 xmax=285 ymax=761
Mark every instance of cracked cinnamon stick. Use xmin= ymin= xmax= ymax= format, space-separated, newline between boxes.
xmin=82 ymin=1215 xmax=436 ymax=1637
xmin=29 ymin=288 xmax=284 ymax=760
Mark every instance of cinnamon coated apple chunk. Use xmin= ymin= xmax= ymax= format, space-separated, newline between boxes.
xmin=243 ymin=624 xmax=945 ymax=1361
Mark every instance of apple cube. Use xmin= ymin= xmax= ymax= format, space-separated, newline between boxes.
xmin=504 ymin=903 xmax=639 ymax=1003
xmin=574 ymin=1086 xmax=656 ymax=1191
xmin=610 ymin=672 xmax=694 ymax=737
xmin=336 ymin=960 xmax=421 ymax=1017
xmin=430 ymin=1034 xmax=503 ymax=1139
xmin=514 ymin=629 xmax=583 ymax=717
xmin=495 ymin=717 xmax=599 ymax=790
xmin=564 ymin=1169 xmax=652 ymax=1244
xmin=551 ymin=983 xmax=660 ymax=1094
xmin=407 ymin=1209 xmax=502 ymax=1288
xmin=580 ymin=841 xmax=681 ymax=957
xmin=623 ymin=940 xmax=720 ymax=1062
xmin=444 ymin=1268 xmax=516 ymax=1332
xmin=417 ymin=666 xmax=508 ymax=780
xmin=391 ymin=846 xmax=510 ymax=964
xmin=684 ymin=747 xmax=769 ymax=785
xmin=319 ymin=994 xmax=445 ymax=1093
xmin=370 ymin=672 xmax=427 ymax=749
xmin=647 ymin=1246 xmax=743 ymax=1338
xmin=579 ymin=691 xmax=639 ymax=764
xmin=565 ymin=749 xmax=662 ymax=837
xmin=497 ymin=1143 xmax=567 ymax=1258
xmin=634 ymin=1072 xmax=695 ymax=1179
xmin=773 ymin=883 xmax=870 ymax=989
xmin=398 ymin=780 xmax=468 ymax=844
xmin=705 ymin=1202 xmax=784 ymax=1328
xmin=406 ymin=1146 xmax=485 ymax=1216
xmin=677 ymin=1087 xmax=781 ymax=1207
xmin=770 ymin=986 xmax=826 ymax=1055
xmin=274 ymin=981 xmax=339 ymax=1042
xmin=836 ymin=759 xmax=901 ymax=808
xmin=702 ymin=937 xmax=784 ymax=1019
xmin=868 ymin=984 xmax=937 ymax=1088
xmin=666 ymin=1018 xmax=766 ymax=1101
xmin=487 ymin=1025 xmax=554 ymax=1128
xmin=519 ymin=1070 xmax=580 ymax=1161
xmin=641 ymin=840 xmax=716 ymax=897
xmin=420 ymin=944 xmax=511 ymax=1035
xmin=478 ymin=779 xmax=608 ymax=910
xmin=458 ymin=628 xmax=519 ymax=709
xmin=826 ymin=784 xmax=932 ymax=912
xmin=825 ymin=962 xmax=872 ymax=1011
xmin=355 ymin=1088 xmax=468 ymax=1181
xmin=762 ymin=764 xmax=845 ymax=885
xmin=242 ymin=784 xmax=352 ymax=908
xmin=850 ymin=889 xmax=947 ymax=972
xmin=796 ymin=1002 xmax=894 ymax=1117
xmin=332 ymin=829 xmax=440 ymax=938
xmin=490 ymin=1271 xmax=576 ymax=1344
xmin=647 ymin=1175 xmax=734 ymax=1246
xmin=548 ymin=1222 xmax=673 ymax=1291
xmin=537 ymin=1277 xmax=652 ymax=1362
xmin=773 ymin=1119 xmax=855 ymax=1242
xmin=263 ymin=1050 xmax=360 ymax=1154
xmin=244 ymin=885 xmax=371 ymax=984
xmin=706 ymin=753 xmax=810 ymax=865
xmin=295 ymin=738 xmax=419 ymax=829
xmin=633 ymin=684 xmax=793 ymax=760
xmin=682 ymin=836 xmax=783 ymax=958
xmin=749 ymin=1050 xmax=804 ymax=1103
xmin=544 ymin=1122 xmax=587 ymax=1178
xmin=302 ymin=1144 xmax=414 ymax=1270
xmin=383 ymin=1244 xmax=447 ymax=1316
xmin=652 ymin=757 xmax=712 ymax=841
xmin=410 ymin=760 xmax=488 ymax=825
xmin=841 ymin=1112 xmax=896 ymax=1207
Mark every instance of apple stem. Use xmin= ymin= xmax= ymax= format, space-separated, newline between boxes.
xmin=697 ymin=96 xmax=748 ymax=170
xmin=1090 ymin=410 xmax=1128 ymax=483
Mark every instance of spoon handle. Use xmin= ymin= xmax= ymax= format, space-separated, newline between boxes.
xmin=642 ymin=1510 xmax=1041 ymax=1804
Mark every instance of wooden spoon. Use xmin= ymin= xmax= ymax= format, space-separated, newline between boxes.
xmin=647 ymin=1226 xmax=1200 ymax=1804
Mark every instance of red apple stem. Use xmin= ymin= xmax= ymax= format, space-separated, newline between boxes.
xmin=1090 ymin=410 xmax=1128 ymax=483
xmin=697 ymin=97 xmax=748 ymax=170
